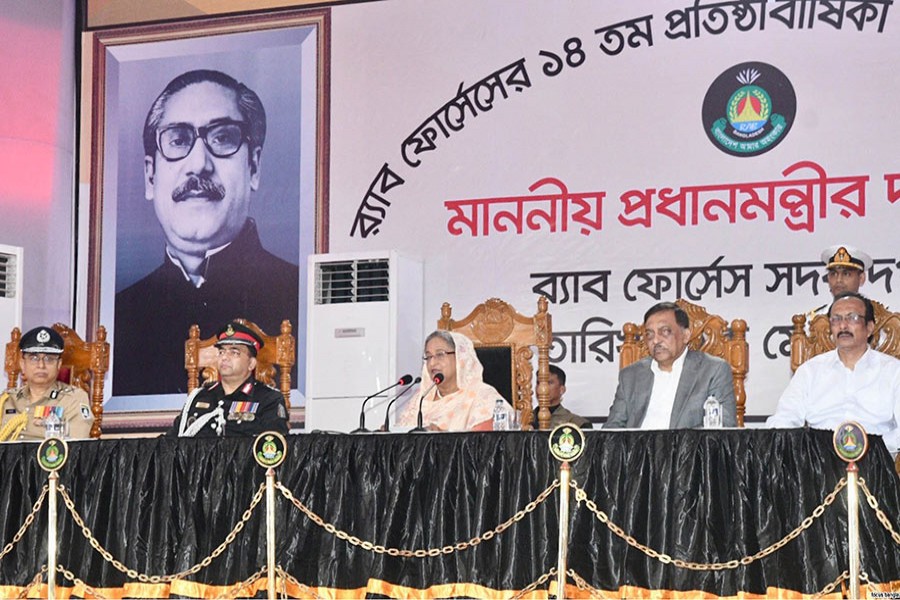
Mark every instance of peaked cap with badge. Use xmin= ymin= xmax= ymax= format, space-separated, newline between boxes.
xmin=821 ymin=245 xmax=872 ymax=272
xmin=215 ymin=321 xmax=264 ymax=356
xmin=19 ymin=326 xmax=65 ymax=354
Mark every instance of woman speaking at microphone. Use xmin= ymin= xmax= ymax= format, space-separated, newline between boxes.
xmin=396 ymin=331 xmax=504 ymax=431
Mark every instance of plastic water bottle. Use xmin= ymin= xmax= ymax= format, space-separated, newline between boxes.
xmin=703 ymin=395 xmax=722 ymax=429
xmin=492 ymin=398 xmax=509 ymax=431
xmin=44 ymin=409 xmax=64 ymax=439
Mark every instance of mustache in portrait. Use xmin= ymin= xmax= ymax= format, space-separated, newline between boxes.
xmin=172 ymin=175 xmax=226 ymax=203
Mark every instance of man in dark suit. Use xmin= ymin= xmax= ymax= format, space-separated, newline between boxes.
xmin=604 ymin=301 xmax=736 ymax=429
xmin=113 ymin=69 xmax=298 ymax=396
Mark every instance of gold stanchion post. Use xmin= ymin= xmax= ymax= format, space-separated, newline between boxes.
xmin=254 ymin=432 xmax=288 ymax=600
xmin=846 ymin=462 xmax=860 ymax=599
xmin=266 ymin=467 xmax=277 ymax=600
xmin=832 ymin=421 xmax=867 ymax=600
xmin=36 ymin=438 xmax=69 ymax=600
xmin=548 ymin=424 xmax=585 ymax=600
xmin=556 ymin=461 xmax=570 ymax=599
xmin=48 ymin=471 xmax=58 ymax=600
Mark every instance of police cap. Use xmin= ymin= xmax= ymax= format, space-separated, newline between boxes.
xmin=19 ymin=326 xmax=64 ymax=354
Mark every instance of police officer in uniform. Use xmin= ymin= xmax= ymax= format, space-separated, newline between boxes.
xmin=167 ymin=321 xmax=289 ymax=437
xmin=0 ymin=326 xmax=94 ymax=441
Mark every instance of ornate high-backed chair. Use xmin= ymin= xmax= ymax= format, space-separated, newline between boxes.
xmin=790 ymin=300 xmax=900 ymax=372
xmin=437 ymin=297 xmax=552 ymax=430
xmin=185 ymin=319 xmax=295 ymax=407
xmin=619 ymin=299 xmax=749 ymax=426
xmin=5 ymin=324 xmax=110 ymax=438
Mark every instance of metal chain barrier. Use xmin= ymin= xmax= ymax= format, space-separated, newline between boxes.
xmin=509 ymin=567 xmax=557 ymax=600
xmin=15 ymin=567 xmax=46 ymax=600
xmin=221 ymin=565 xmax=268 ymax=600
xmin=858 ymin=477 xmax=900 ymax=545
xmin=812 ymin=569 xmax=848 ymax=598
xmin=571 ymin=477 xmax=847 ymax=570
xmin=57 ymin=482 xmax=265 ymax=583
xmin=276 ymin=479 xmax=560 ymax=558
xmin=567 ymin=568 xmax=624 ymax=600
xmin=57 ymin=563 xmax=107 ymax=599
xmin=0 ymin=485 xmax=48 ymax=562
xmin=17 ymin=466 xmax=893 ymax=597
xmin=276 ymin=566 xmax=324 ymax=599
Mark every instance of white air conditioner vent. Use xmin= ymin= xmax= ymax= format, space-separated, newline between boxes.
xmin=306 ymin=251 xmax=423 ymax=432
xmin=0 ymin=252 xmax=18 ymax=298
xmin=314 ymin=258 xmax=390 ymax=304
xmin=0 ymin=245 xmax=23 ymax=340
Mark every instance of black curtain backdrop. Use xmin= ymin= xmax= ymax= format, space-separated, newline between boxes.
xmin=0 ymin=429 xmax=898 ymax=598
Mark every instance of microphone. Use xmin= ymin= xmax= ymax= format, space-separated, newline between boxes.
xmin=410 ymin=373 xmax=444 ymax=433
xmin=352 ymin=374 xmax=414 ymax=433
xmin=382 ymin=377 xmax=421 ymax=432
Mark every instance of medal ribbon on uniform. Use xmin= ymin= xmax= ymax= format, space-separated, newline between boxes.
xmin=34 ymin=406 xmax=64 ymax=420
xmin=229 ymin=401 xmax=259 ymax=414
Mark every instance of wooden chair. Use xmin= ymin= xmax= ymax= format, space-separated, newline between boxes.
xmin=790 ymin=300 xmax=900 ymax=372
xmin=185 ymin=319 xmax=295 ymax=408
xmin=619 ymin=299 xmax=749 ymax=426
xmin=5 ymin=324 xmax=109 ymax=438
xmin=437 ymin=297 xmax=552 ymax=430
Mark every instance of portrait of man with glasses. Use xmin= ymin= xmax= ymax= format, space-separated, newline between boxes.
xmin=113 ymin=69 xmax=299 ymax=397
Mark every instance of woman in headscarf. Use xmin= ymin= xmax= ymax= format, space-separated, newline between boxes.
xmin=396 ymin=330 xmax=507 ymax=431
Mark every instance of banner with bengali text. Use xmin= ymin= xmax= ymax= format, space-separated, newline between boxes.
xmin=328 ymin=0 xmax=899 ymax=420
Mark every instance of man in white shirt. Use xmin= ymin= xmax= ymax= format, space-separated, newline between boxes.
xmin=768 ymin=292 xmax=900 ymax=453
xmin=604 ymin=302 xmax=737 ymax=429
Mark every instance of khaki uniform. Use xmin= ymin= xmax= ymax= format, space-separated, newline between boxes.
xmin=533 ymin=404 xmax=593 ymax=430
xmin=0 ymin=381 xmax=93 ymax=441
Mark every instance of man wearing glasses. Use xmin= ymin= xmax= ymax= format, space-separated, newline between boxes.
xmin=114 ymin=70 xmax=298 ymax=396
xmin=604 ymin=301 xmax=737 ymax=429
xmin=167 ymin=321 xmax=288 ymax=437
xmin=0 ymin=327 xmax=93 ymax=441
xmin=767 ymin=292 xmax=900 ymax=454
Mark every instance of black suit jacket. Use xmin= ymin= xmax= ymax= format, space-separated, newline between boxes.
xmin=113 ymin=219 xmax=298 ymax=396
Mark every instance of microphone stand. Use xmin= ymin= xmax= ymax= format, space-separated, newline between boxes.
xmin=352 ymin=375 xmax=412 ymax=433
xmin=382 ymin=377 xmax=420 ymax=432
xmin=410 ymin=373 xmax=444 ymax=433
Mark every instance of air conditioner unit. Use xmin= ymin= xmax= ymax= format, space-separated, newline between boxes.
xmin=0 ymin=245 xmax=23 ymax=341
xmin=305 ymin=251 xmax=423 ymax=432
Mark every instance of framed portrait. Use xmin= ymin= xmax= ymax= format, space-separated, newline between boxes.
xmin=80 ymin=9 xmax=330 ymax=411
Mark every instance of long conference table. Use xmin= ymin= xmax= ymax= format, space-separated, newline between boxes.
xmin=0 ymin=428 xmax=898 ymax=599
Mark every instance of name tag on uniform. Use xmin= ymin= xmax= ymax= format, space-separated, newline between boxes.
xmin=4 ymin=408 xmax=15 ymax=414
xmin=196 ymin=402 xmax=210 ymax=409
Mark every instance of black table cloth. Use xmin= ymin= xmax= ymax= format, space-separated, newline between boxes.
xmin=0 ymin=428 xmax=897 ymax=598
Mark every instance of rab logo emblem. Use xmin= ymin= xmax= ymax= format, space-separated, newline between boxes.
xmin=702 ymin=61 xmax=796 ymax=157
